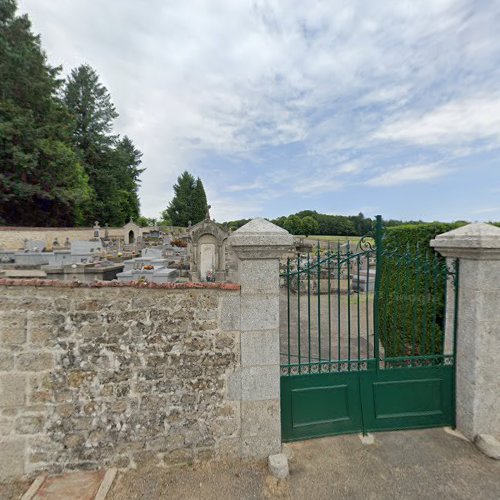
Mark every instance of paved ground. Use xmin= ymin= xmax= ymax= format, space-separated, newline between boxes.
xmin=280 ymin=288 xmax=376 ymax=366
xmin=105 ymin=428 xmax=500 ymax=500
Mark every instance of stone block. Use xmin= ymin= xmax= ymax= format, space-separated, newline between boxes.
xmin=241 ymin=329 xmax=279 ymax=367
xmin=241 ymin=433 xmax=281 ymax=459
xmin=475 ymin=434 xmax=500 ymax=460
xmin=16 ymin=352 xmax=54 ymax=371
xmin=220 ymin=293 xmax=241 ymax=331
xmin=241 ymin=365 xmax=280 ymax=401
xmin=0 ymin=313 xmax=26 ymax=344
xmin=0 ymin=417 xmax=13 ymax=435
xmin=15 ymin=415 xmax=45 ymax=434
xmin=240 ymin=295 xmax=279 ymax=331
xmin=0 ymin=352 xmax=14 ymax=370
xmin=28 ymin=312 xmax=65 ymax=346
xmin=162 ymin=448 xmax=193 ymax=466
xmin=0 ymin=438 xmax=25 ymax=479
xmin=0 ymin=373 xmax=26 ymax=407
xmin=239 ymin=259 xmax=279 ymax=293
xmin=268 ymin=453 xmax=289 ymax=479
xmin=227 ymin=369 xmax=241 ymax=400
xmin=241 ymin=400 xmax=280 ymax=437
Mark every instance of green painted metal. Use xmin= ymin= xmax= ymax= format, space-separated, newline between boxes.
xmin=280 ymin=215 xmax=459 ymax=441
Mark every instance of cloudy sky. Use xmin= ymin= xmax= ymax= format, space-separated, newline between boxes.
xmin=18 ymin=0 xmax=500 ymax=222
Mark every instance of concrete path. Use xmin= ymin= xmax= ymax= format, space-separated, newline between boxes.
xmin=106 ymin=428 xmax=500 ymax=500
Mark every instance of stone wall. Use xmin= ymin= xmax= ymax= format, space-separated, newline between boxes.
xmin=0 ymin=280 xmax=241 ymax=479
xmin=0 ymin=227 xmax=124 ymax=250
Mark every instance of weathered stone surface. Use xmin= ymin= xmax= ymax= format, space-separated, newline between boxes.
xmin=240 ymin=295 xmax=279 ymax=331
xmin=0 ymin=284 xmax=242 ymax=479
xmin=0 ymin=313 xmax=26 ymax=344
xmin=241 ymin=329 xmax=279 ymax=367
xmin=0 ymin=373 xmax=26 ymax=408
xmin=0 ymin=351 xmax=14 ymax=370
xmin=15 ymin=415 xmax=45 ymax=434
xmin=0 ymin=438 xmax=25 ymax=478
xmin=433 ymin=223 xmax=500 ymax=442
xmin=16 ymin=352 xmax=54 ymax=371
xmin=268 ymin=453 xmax=289 ymax=479
xmin=241 ymin=400 xmax=280 ymax=437
xmin=241 ymin=365 xmax=280 ymax=401
xmin=475 ymin=434 xmax=500 ymax=460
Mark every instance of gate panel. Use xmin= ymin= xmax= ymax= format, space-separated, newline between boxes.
xmin=281 ymin=372 xmax=362 ymax=441
xmin=360 ymin=366 xmax=454 ymax=432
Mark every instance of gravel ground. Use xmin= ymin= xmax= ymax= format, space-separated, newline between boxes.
xmin=0 ymin=478 xmax=32 ymax=500
xmin=107 ymin=459 xmax=279 ymax=500
xmin=106 ymin=428 xmax=500 ymax=500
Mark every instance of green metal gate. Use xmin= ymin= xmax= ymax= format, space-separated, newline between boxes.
xmin=280 ymin=216 xmax=458 ymax=441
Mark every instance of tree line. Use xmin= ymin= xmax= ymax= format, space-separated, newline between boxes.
xmin=226 ymin=211 xmax=440 ymax=237
xmin=0 ymin=0 xmax=143 ymax=227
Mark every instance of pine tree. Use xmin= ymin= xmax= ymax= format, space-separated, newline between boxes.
xmin=0 ymin=0 xmax=92 ymax=225
xmin=192 ymin=177 xmax=208 ymax=222
xmin=63 ymin=65 xmax=143 ymax=226
xmin=163 ymin=171 xmax=208 ymax=227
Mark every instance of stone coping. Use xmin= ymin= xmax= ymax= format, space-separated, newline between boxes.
xmin=0 ymin=277 xmax=240 ymax=290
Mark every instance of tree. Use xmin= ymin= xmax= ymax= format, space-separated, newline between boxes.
xmin=163 ymin=171 xmax=208 ymax=227
xmin=63 ymin=65 xmax=144 ymax=225
xmin=0 ymin=0 xmax=92 ymax=225
xmin=192 ymin=177 xmax=208 ymax=223
xmin=301 ymin=216 xmax=320 ymax=237
xmin=283 ymin=215 xmax=303 ymax=235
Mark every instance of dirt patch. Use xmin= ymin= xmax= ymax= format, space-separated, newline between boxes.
xmin=107 ymin=458 xmax=274 ymax=500
xmin=0 ymin=477 xmax=32 ymax=500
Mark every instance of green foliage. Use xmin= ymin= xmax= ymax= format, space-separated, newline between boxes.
xmin=0 ymin=0 xmax=91 ymax=225
xmin=282 ymin=215 xmax=303 ymax=235
xmin=301 ymin=216 xmax=320 ymax=237
xmin=163 ymin=171 xmax=208 ymax=227
xmin=63 ymin=65 xmax=144 ymax=226
xmin=378 ymin=222 xmax=463 ymax=359
xmin=0 ymin=2 xmax=144 ymax=227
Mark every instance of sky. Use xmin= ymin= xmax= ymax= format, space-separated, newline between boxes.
xmin=18 ymin=0 xmax=500 ymax=222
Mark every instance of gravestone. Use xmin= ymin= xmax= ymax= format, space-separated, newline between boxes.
xmin=185 ymin=209 xmax=229 ymax=282
xmin=71 ymin=240 xmax=102 ymax=255
xmin=24 ymin=240 xmax=46 ymax=252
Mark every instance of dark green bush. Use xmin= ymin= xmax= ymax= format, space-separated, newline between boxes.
xmin=378 ymin=222 xmax=463 ymax=360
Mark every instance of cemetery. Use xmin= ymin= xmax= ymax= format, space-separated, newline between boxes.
xmin=2 ymin=1 xmax=500 ymax=497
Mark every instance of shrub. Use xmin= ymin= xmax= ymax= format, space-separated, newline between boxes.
xmin=378 ymin=222 xmax=464 ymax=360
xmin=171 ymin=238 xmax=187 ymax=248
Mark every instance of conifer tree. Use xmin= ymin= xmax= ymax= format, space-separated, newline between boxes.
xmin=0 ymin=0 xmax=91 ymax=225
xmin=63 ymin=65 xmax=144 ymax=225
xmin=163 ymin=171 xmax=208 ymax=227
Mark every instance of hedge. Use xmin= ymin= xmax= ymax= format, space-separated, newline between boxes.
xmin=378 ymin=222 xmax=464 ymax=361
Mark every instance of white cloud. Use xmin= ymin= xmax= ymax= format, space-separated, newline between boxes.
xmin=374 ymin=94 xmax=500 ymax=147
xmin=16 ymin=0 xmax=500 ymax=219
xmin=471 ymin=207 xmax=500 ymax=215
xmin=365 ymin=165 xmax=450 ymax=187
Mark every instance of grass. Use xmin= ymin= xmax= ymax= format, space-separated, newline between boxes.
xmin=299 ymin=235 xmax=375 ymax=249
xmin=306 ymin=235 xmax=362 ymax=242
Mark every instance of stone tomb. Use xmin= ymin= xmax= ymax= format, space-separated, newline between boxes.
xmin=116 ymin=246 xmax=179 ymax=283
xmin=24 ymin=239 xmax=46 ymax=252
xmin=186 ymin=218 xmax=229 ymax=282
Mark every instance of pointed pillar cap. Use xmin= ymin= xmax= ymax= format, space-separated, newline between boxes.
xmin=430 ymin=222 xmax=500 ymax=259
xmin=229 ymin=218 xmax=293 ymax=259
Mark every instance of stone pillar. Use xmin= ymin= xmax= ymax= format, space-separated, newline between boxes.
xmin=229 ymin=218 xmax=293 ymax=458
xmin=430 ymin=223 xmax=500 ymax=443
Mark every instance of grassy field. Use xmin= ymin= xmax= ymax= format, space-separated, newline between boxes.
xmin=306 ymin=235 xmax=362 ymax=243
xmin=300 ymin=235 xmax=375 ymax=250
